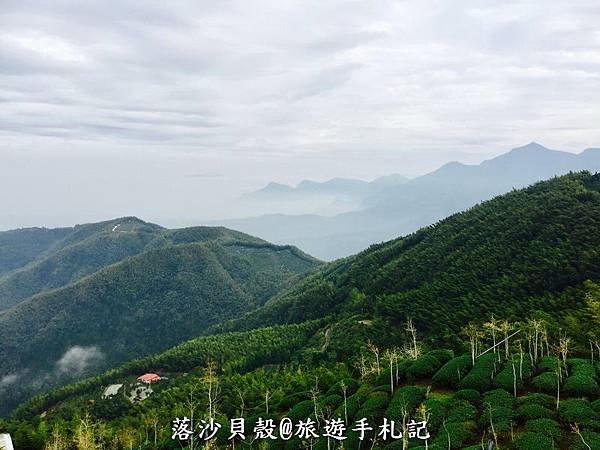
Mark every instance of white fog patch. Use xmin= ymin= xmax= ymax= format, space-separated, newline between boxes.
xmin=55 ymin=345 xmax=104 ymax=375
xmin=0 ymin=373 xmax=19 ymax=388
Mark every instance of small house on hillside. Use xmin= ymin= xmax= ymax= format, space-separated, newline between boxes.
xmin=0 ymin=433 xmax=15 ymax=450
xmin=137 ymin=373 xmax=161 ymax=383
xmin=102 ymin=384 xmax=123 ymax=399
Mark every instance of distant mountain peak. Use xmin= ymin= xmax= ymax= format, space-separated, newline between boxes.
xmin=257 ymin=182 xmax=293 ymax=194
xmin=510 ymin=142 xmax=550 ymax=153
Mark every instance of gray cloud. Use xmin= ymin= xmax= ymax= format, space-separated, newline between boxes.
xmin=0 ymin=0 xmax=599 ymax=229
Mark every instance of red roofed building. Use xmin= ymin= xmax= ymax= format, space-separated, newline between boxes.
xmin=137 ymin=373 xmax=161 ymax=383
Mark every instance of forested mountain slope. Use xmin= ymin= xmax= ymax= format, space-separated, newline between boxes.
xmin=227 ymin=172 xmax=600 ymax=339
xmin=0 ymin=226 xmax=71 ymax=276
xmin=0 ymin=218 xmax=165 ymax=311
xmin=0 ymin=218 xmax=275 ymax=312
xmin=0 ymin=224 xmax=319 ymax=415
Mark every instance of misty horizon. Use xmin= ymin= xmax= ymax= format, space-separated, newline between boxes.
xmin=2 ymin=1 xmax=600 ymax=231
xmin=1 ymin=140 xmax=598 ymax=234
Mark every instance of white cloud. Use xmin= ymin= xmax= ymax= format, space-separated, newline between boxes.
xmin=55 ymin=346 xmax=104 ymax=375
xmin=0 ymin=373 xmax=19 ymax=388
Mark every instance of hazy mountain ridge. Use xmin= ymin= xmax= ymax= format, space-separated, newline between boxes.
xmin=237 ymin=174 xmax=410 ymax=217
xmin=217 ymin=143 xmax=600 ymax=259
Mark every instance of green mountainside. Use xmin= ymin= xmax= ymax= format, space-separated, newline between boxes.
xmin=0 ymin=218 xmax=165 ymax=311
xmin=0 ymin=227 xmax=71 ymax=276
xmin=0 ymin=222 xmax=319 ymax=415
xmin=227 ymin=171 xmax=600 ymax=342
xmin=2 ymin=172 xmax=600 ymax=448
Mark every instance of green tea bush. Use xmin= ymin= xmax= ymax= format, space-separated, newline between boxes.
xmin=446 ymin=400 xmax=477 ymax=423
xmin=537 ymin=356 xmax=558 ymax=373
xmin=432 ymin=422 xmax=475 ymax=449
xmin=514 ymin=431 xmax=554 ymax=449
xmin=326 ymin=378 xmax=359 ymax=396
xmin=372 ymin=384 xmax=392 ymax=394
xmin=277 ymin=392 xmax=307 ymax=410
xmin=426 ymin=349 xmax=454 ymax=364
xmin=479 ymin=390 xmax=514 ymax=431
xmin=569 ymin=431 xmax=600 ymax=450
xmin=483 ymin=389 xmax=514 ymax=409
xmin=531 ymin=372 xmax=558 ymax=394
xmin=407 ymin=354 xmax=443 ymax=379
xmin=524 ymin=418 xmax=562 ymax=439
xmin=334 ymin=392 xmax=362 ymax=420
xmin=287 ymin=400 xmax=314 ymax=421
xmin=423 ymin=398 xmax=445 ymax=433
xmin=564 ymin=359 xmax=599 ymax=397
xmin=357 ymin=392 xmax=389 ymax=422
xmin=494 ymin=355 xmax=533 ymax=392
xmin=321 ymin=394 xmax=343 ymax=409
xmin=515 ymin=404 xmax=556 ymax=421
xmin=459 ymin=353 xmax=498 ymax=392
xmin=385 ymin=386 xmax=426 ymax=420
xmin=558 ymin=398 xmax=599 ymax=427
xmin=517 ymin=393 xmax=555 ymax=409
xmin=432 ymin=354 xmax=471 ymax=388
xmin=453 ymin=389 xmax=480 ymax=404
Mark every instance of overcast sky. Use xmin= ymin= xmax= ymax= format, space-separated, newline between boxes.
xmin=1 ymin=0 xmax=599 ymax=229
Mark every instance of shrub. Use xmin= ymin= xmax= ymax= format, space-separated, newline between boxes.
xmin=432 ymin=354 xmax=471 ymax=388
xmin=478 ymin=405 xmax=513 ymax=433
xmin=356 ymin=392 xmax=389 ymax=423
xmin=453 ymin=389 xmax=480 ymax=404
xmin=459 ymin=353 xmax=498 ymax=392
xmin=426 ymin=349 xmax=454 ymax=364
xmin=537 ymin=356 xmax=558 ymax=373
xmin=517 ymin=393 xmax=555 ymax=409
xmin=531 ymin=372 xmax=558 ymax=394
xmin=408 ymin=354 xmax=443 ymax=379
xmin=558 ymin=399 xmax=600 ymax=427
xmin=326 ymin=378 xmax=359 ymax=396
xmin=372 ymin=384 xmax=392 ymax=394
xmin=321 ymin=394 xmax=343 ymax=409
xmin=446 ymin=400 xmax=476 ymax=423
xmin=334 ymin=392 xmax=362 ymax=420
xmin=277 ymin=392 xmax=307 ymax=410
xmin=432 ymin=422 xmax=475 ymax=449
xmin=569 ymin=431 xmax=600 ymax=450
xmin=408 ymin=445 xmax=446 ymax=450
xmin=592 ymin=399 xmax=600 ymax=414
xmin=483 ymin=389 xmax=514 ymax=409
xmin=514 ymin=431 xmax=554 ymax=449
xmin=524 ymin=418 xmax=562 ymax=439
xmin=287 ymin=400 xmax=314 ymax=421
xmin=494 ymin=355 xmax=533 ymax=392
xmin=423 ymin=398 xmax=445 ymax=433
xmin=515 ymin=404 xmax=556 ymax=422
xmin=385 ymin=386 xmax=425 ymax=421
xmin=479 ymin=390 xmax=515 ymax=432
xmin=564 ymin=359 xmax=599 ymax=397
